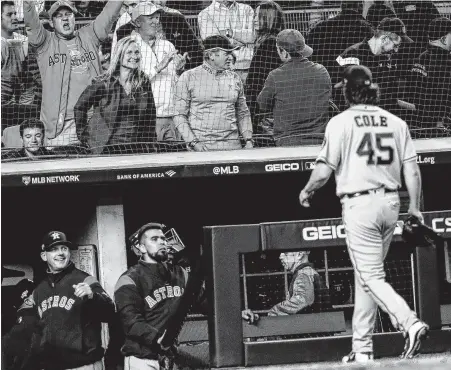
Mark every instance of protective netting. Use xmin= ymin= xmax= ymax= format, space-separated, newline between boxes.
xmin=240 ymin=246 xmax=415 ymax=337
xmin=1 ymin=1 xmax=450 ymax=161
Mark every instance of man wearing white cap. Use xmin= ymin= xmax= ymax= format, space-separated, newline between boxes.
xmin=130 ymin=2 xmax=187 ymax=142
xmin=198 ymin=0 xmax=255 ymax=82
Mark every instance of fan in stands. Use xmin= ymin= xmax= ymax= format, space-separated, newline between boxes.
xmin=1 ymin=1 xmax=449 ymax=156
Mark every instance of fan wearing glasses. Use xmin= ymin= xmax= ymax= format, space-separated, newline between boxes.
xmin=335 ymin=17 xmax=414 ymax=114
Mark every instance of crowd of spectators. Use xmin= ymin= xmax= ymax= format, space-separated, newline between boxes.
xmin=1 ymin=0 xmax=450 ymax=160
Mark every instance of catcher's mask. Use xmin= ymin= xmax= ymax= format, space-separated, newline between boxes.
xmin=129 ymin=223 xmax=186 ymax=257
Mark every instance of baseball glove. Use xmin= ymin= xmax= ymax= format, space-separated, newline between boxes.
xmin=402 ymin=215 xmax=443 ymax=246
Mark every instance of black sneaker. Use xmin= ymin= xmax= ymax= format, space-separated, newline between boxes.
xmin=342 ymin=351 xmax=374 ymax=364
xmin=401 ymin=321 xmax=429 ymax=359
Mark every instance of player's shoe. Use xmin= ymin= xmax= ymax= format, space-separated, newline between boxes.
xmin=342 ymin=351 xmax=374 ymax=364
xmin=401 ymin=321 xmax=429 ymax=359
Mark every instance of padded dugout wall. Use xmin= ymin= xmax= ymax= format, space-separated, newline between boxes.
xmin=204 ymin=211 xmax=451 ymax=368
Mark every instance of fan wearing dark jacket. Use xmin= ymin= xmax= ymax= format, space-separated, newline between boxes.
xmin=305 ymin=1 xmax=373 ymax=82
xmin=74 ymin=36 xmax=157 ymax=155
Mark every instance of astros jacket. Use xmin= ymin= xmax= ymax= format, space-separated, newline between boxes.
xmin=2 ymin=300 xmax=39 ymax=370
xmin=23 ymin=1 xmax=122 ymax=139
xmin=31 ymin=263 xmax=115 ymax=369
xmin=114 ymin=260 xmax=188 ymax=360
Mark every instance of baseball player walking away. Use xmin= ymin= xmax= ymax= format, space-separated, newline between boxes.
xmin=299 ymin=65 xmax=429 ymax=364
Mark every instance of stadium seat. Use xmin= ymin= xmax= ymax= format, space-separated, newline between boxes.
xmin=2 ymin=125 xmax=22 ymax=149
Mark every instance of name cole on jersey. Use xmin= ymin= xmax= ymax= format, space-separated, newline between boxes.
xmin=354 ymin=114 xmax=388 ymax=127
xmin=38 ymin=294 xmax=76 ymax=317
xmin=145 ymin=285 xmax=185 ymax=309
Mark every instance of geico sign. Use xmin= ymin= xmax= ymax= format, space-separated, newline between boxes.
xmin=302 ymin=225 xmax=346 ymax=240
xmin=432 ymin=217 xmax=451 ymax=233
xmin=265 ymin=163 xmax=300 ymax=172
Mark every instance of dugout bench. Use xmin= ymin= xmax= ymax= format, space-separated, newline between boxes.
xmin=203 ymin=211 xmax=451 ymax=368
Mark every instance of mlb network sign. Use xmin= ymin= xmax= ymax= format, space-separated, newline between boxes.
xmin=22 ymin=175 xmax=80 ymax=185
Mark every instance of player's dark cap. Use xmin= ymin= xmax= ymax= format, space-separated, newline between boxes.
xmin=428 ymin=17 xmax=451 ymax=40
xmin=334 ymin=65 xmax=373 ymax=89
xmin=377 ymin=17 xmax=414 ymax=43
xmin=48 ymin=0 xmax=78 ymax=18
xmin=14 ymin=279 xmax=35 ymax=302
xmin=276 ymin=29 xmax=313 ymax=58
xmin=135 ymin=223 xmax=166 ymax=243
xmin=203 ymin=35 xmax=239 ymax=52
xmin=41 ymin=231 xmax=74 ymax=251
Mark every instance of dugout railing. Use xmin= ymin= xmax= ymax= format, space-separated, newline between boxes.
xmin=203 ymin=210 xmax=451 ymax=368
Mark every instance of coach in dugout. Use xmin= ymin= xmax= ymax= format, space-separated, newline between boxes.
xmin=409 ymin=17 xmax=451 ymax=136
xmin=30 ymin=231 xmax=115 ymax=370
xmin=23 ymin=0 xmax=123 ymax=148
xmin=242 ymin=251 xmax=331 ymax=323
xmin=173 ymin=35 xmax=253 ymax=151
xmin=334 ymin=17 xmax=414 ymax=114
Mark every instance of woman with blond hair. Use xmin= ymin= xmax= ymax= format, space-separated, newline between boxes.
xmin=74 ymin=36 xmax=157 ymax=154
xmin=245 ymin=0 xmax=285 ymax=141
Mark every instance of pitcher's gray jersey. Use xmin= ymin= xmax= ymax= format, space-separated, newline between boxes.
xmin=316 ymin=104 xmax=417 ymax=197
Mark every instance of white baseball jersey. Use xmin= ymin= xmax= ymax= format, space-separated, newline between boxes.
xmin=316 ymin=104 xmax=417 ymax=197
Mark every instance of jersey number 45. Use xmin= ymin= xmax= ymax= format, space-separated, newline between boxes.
xmin=357 ymin=132 xmax=394 ymax=165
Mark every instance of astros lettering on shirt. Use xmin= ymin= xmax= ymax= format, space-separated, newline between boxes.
xmin=316 ymin=104 xmax=417 ymax=197
xmin=37 ymin=294 xmax=75 ymax=317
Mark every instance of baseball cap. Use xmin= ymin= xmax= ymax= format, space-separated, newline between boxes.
xmin=131 ymin=2 xmax=162 ymax=22
xmin=334 ymin=65 xmax=373 ymax=89
xmin=203 ymin=35 xmax=239 ymax=52
xmin=276 ymin=29 xmax=313 ymax=58
xmin=428 ymin=17 xmax=451 ymax=40
xmin=377 ymin=17 xmax=414 ymax=43
xmin=48 ymin=0 xmax=78 ymax=19
xmin=41 ymin=231 xmax=74 ymax=251
xmin=14 ymin=279 xmax=35 ymax=302
xmin=134 ymin=222 xmax=166 ymax=243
